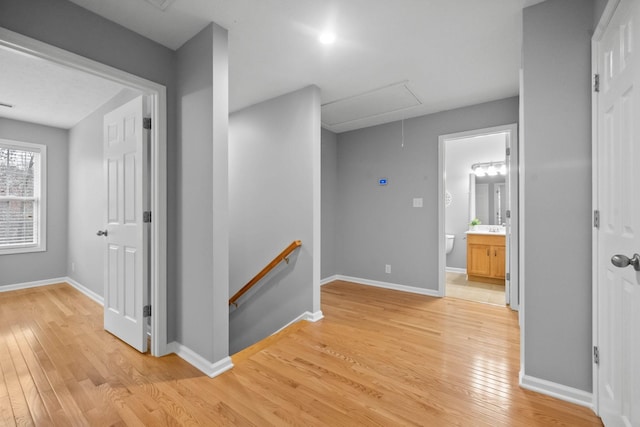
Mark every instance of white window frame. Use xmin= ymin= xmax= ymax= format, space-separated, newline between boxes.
xmin=0 ymin=138 xmax=47 ymax=255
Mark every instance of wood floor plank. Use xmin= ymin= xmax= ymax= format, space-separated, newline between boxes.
xmin=0 ymin=281 xmax=604 ymax=426
xmin=11 ymin=323 xmax=68 ymax=426
xmin=0 ymin=330 xmax=35 ymax=426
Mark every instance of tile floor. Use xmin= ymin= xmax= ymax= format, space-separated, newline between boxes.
xmin=446 ymin=271 xmax=506 ymax=306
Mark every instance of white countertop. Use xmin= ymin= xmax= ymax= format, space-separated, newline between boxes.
xmin=465 ymin=230 xmax=506 ymax=236
xmin=465 ymin=225 xmax=506 ymax=235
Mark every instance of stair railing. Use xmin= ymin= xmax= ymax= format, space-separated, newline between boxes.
xmin=229 ymin=240 xmax=302 ymax=307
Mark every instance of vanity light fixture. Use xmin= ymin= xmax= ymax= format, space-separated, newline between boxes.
xmin=471 ymin=161 xmax=506 ymax=177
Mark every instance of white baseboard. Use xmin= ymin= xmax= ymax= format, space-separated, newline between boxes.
xmin=65 ymin=277 xmax=104 ymax=305
xmin=0 ymin=277 xmax=68 ymax=292
xmin=1 ymin=276 xmax=105 ymax=306
xmin=446 ymin=267 xmax=467 ymax=274
xmin=331 ymin=275 xmax=441 ymax=297
xmin=274 ymin=310 xmax=324 ymax=335
xmin=304 ymin=310 xmax=324 ymax=322
xmin=520 ymin=373 xmax=593 ymax=409
xmin=168 ymin=342 xmax=234 ymax=378
xmin=320 ymin=275 xmax=339 ymax=286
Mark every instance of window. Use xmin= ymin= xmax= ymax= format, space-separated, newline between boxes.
xmin=0 ymin=139 xmax=47 ymax=255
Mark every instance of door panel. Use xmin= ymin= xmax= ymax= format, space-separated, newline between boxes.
xmin=596 ymin=0 xmax=640 ymax=425
xmin=102 ymin=96 xmax=148 ymax=353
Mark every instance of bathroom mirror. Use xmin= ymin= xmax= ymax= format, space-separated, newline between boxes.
xmin=469 ymin=174 xmax=506 ymax=225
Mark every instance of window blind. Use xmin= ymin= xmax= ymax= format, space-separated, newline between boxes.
xmin=0 ymin=146 xmax=40 ymax=248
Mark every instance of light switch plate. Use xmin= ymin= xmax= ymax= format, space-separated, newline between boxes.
xmin=413 ymin=198 xmax=423 ymax=208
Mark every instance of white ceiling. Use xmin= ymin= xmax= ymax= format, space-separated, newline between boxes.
xmin=1 ymin=0 xmax=543 ymax=132
xmin=0 ymin=47 xmax=127 ymax=129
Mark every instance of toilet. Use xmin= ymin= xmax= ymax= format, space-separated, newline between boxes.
xmin=446 ymin=234 xmax=455 ymax=254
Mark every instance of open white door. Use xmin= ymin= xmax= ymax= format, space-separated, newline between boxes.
xmin=594 ymin=0 xmax=640 ymax=425
xmin=505 ymin=127 xmax=519 ymax=310
xmin=101 ymin=96 xmax=148 ymax=353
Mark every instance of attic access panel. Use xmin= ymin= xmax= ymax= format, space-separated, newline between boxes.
xmin=321 ymin=81 xmax=422 ymax=127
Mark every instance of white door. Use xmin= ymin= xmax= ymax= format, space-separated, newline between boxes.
xmin=101 ymin=96 xmax=148 ymax=353
xmin=595 ymin=0 xmax=640 ymax=425
xmin=505 ymin=133 xmax=512 ymax=306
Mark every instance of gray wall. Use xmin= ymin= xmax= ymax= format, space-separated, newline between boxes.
xmin=0 ymin=118 xmax=69 ymax=286
xmin=67 ymin=89 xmax=139 ymax=296
xmin=522 ymin=0 xmax=594 ymax=392
xmin=321 ymin=128 xmax=338 ymax=279
xmin=336 ymin=97 xmax=518 ymax=290
xmin=229 ymin=86 xmax=320 ymax=354
xmin=175 ymin=22 xmax=229 ymax=362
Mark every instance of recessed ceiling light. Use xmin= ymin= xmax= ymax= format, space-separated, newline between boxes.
xmin=318 ymin=31 xmax=336 ymax=45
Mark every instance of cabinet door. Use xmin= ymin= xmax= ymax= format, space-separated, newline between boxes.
xmin=491 ymin=245 xmax=506 ymax=279
xmin=468 ymin=244 xmax=491 ymax=276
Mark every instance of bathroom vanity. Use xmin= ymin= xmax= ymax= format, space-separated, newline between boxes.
xmin=466 ymin=231 xmax=505 ymax=285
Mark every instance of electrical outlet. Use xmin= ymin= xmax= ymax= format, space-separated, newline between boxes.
xmin=71 ymin=262 xmax=75 ymax=272
xmin=385 ymin=264 xmax=391 ymax=274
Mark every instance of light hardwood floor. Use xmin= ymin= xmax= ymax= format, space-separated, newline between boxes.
xmin=445 ymin=271 xmax=506 ymax=306
xmin=0 ymin=281 xmax=602 ymax=426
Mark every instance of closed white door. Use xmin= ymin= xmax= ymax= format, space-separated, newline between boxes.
xmin=595 ymin=0 xmax=640 ymax=425
xmin=101 ymin=96 xmax=148 ymax=353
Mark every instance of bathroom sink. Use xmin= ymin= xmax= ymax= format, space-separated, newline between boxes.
xmin=465 ymin=226 xmax=506 ymax=235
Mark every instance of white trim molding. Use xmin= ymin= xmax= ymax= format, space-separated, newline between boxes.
xmin=303 ymin=310 xmax=324 ymax=322
xmin=445 ymin=267 xmax=467 ymax=274
xmin=320 ymin=275 xmax=340 ymax=286
xmin=168 ymin=342 xmax=234 ymax=378
xmin=520 ymin=374 xmax=594 ymax=410
xmin=0 ymin=277 xmax=68 ymax=293
xmin=65 ymin=277 xmax=104 ymax=305
xmin=274 ymin=310 xmax=324 ymax=335
xmin=331 ymin=275 xmax=440 ymax=297
xmin=0 ymin=276 xmax=105 ymax=305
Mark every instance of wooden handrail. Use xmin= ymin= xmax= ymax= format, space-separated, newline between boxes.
xmin=229 ymin=240 xmax=302 ymax=307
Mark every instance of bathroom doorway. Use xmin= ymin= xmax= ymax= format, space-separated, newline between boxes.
xmin=437 ymin=124 xmax=519 ymax=309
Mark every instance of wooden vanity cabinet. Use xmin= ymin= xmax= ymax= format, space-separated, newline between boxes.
xmin=466 ymin=233 xmax=505 ymax=285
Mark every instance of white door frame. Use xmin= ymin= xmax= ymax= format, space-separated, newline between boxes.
xmin=438 ymin=124 xmax=519 ymax=310
xmin=0 ymin=27 xmax=169 ymax=357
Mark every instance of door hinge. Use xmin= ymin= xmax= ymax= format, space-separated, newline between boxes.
xmin=593 ymin=346 xmax=599 ymax=365
xmin=593 ymin=210 xmax=600 ymax=229
xmin=143 ymin=211 xmax=152 ymax=223
xmin=594 ymin=74 xmax=600 ymax=92
xmin=506 ymin=147 xmax=511 ymax=156
xmin=143 ymin=117 xmax=152 ymax=130
xmin=506 ymin=209 xmax=511 ymax=219
xmin=143 ymin=305 xmax=151 ymax=317
xmin=506 ymin=272 xmax=510 ymax=281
